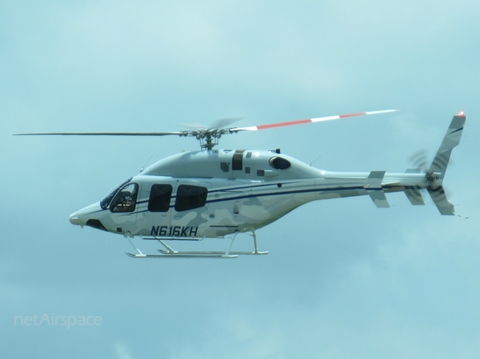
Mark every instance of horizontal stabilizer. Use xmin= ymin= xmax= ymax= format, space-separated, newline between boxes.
xmin=364 ymin=171 xmax=390 ymax=208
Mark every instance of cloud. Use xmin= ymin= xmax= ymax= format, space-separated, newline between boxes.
xmin=115 ymin=342 xmax=133 ymax=359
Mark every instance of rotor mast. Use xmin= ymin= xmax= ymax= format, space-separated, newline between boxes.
xmin=193 ymin=128 xmax=230 ymax=150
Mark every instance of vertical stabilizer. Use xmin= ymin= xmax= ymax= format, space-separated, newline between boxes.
xmin=427 ymin=112 xmax=466 ymax=215
xmin=429 ymin=113 xmax=466 ymax=179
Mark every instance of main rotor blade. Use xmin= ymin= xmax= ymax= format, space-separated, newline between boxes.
xmin=229 ymin=109 xmax=399 ymax=133
xmin=13 ymin=109 xmax=399 ymax=151
xmin=13 ymin=131 xmax=188 ymax=137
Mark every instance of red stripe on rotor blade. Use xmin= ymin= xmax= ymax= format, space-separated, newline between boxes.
xmin=256 ymin=119 xmax=312 ymax=130
xmin=339 ymin=112 xmax=367 ymax=118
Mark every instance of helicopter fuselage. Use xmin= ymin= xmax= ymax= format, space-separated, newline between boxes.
xmin=69 ymin=148 xmax=428 ymax=239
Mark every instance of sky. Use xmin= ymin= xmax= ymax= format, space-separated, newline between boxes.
xmin=2 ymin=1 xmax=480 ymax=358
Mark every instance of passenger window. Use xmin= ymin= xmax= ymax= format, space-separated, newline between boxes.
xmin=232 ymin=150 xmax=245 ymax=170
xmin=110 ymin=183 xmax=138 ymax=212
xmin=148 ymin=184 xmax=173 ymax=212
xmin=220 ymin=162 xmax=229 ymax=172
xmin=175 ymin=185 xmax=208 ymax=212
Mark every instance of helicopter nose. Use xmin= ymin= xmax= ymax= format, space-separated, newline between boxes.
xmin=69 ymin=209 xmax=87 ymax=226
xmin=68 ymin=202 xmax=102 ymax=227
xmin=69 ymin=213 xmax=81 ymax=225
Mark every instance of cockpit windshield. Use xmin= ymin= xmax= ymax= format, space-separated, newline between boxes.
xmin=100 ymin=177 xmax=132 ymax=210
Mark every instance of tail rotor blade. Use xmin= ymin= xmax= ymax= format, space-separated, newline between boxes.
xmin=409 ymin=149 xmax=429 ymax=172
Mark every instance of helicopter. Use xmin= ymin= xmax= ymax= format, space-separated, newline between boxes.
xmin=15 ymin=109 xmax=466 ymax=258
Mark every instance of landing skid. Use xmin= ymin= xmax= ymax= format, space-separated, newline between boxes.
xmin=126 ymin=230 xmax=268 ymax=259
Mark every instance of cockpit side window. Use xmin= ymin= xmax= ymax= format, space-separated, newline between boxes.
xmin=148 ymin=184 xmax=173 ymax=212
xmin=101 ymin=177 xmax=132 ymax=210
xmin=110 ymin=183 xmax=139 ymax=212
xmin=175 ymin=185 xmax=208 ymax=212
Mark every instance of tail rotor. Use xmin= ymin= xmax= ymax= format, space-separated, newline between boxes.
xmin=405 ymin=112 xmax=466 ymax=215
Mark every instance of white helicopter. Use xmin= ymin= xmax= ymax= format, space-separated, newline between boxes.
xmin=16 ymin=109 xmax=466 ymax=258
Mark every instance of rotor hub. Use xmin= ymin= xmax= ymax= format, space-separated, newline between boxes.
xmin=426 ymin=171 xmax=440 ymax=182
